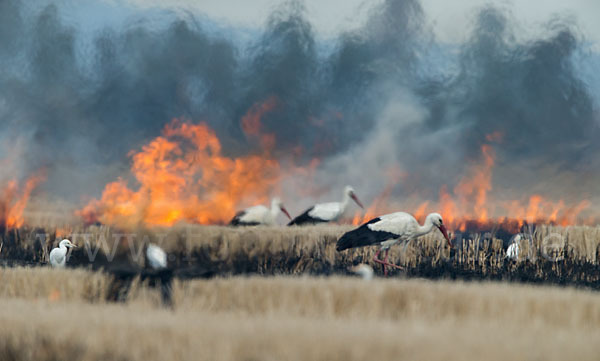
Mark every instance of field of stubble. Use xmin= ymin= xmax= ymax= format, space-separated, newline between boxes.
xmin=2 ymin=223 xmax=600 ymax=360
xmin=1 ymin=268 xmax=600 ymax=361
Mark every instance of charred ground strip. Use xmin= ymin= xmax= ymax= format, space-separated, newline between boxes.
xmin=1 ymin=225 xmax=600 ymax=296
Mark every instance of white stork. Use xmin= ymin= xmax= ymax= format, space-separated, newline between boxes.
xmin=49 ymin=239 xmax=77 ymax=268
xmin=336 ymin=212 xmax=452 ymax=276
xmin=230 ymin=197 xmax=292 ymax=226
xmin=288 ymin=185 xmax=364 ymax=226
xmin=146 ymin=243 xmax=168 ymax=270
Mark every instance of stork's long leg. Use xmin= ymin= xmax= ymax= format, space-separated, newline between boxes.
xmin=383 ymin=249 xmax=390 ymax=276
xmin=373 ymin=249 xmax=386 ymax=275
xmin=373 ymin=247 xmax=404 ymax=276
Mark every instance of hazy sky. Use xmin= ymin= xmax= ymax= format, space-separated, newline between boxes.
xmin=112 ymin=0 xmax=600 ymax=47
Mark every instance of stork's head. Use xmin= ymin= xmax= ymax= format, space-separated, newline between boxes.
xmin=428 ymin=213 xmax=452 ymax=248
xmin=59 ymin=239 xmax=77 ymax=249
xmin=272 ymin=197 xmax=292 ymax=220
xmin=344 ymin=185 xmax=364 ymax=209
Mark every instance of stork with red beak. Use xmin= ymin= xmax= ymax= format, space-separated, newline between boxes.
xmin=288 ymin=185 xmax=364 ymax=226
xmin=336 ymin=212 xmax=452 ymax=276
xmin=230 ymin=197 xmax=292 ymax=226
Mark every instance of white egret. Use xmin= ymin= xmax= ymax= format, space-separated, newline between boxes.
xmin=49 ymin=239 xmax=77 ymax=268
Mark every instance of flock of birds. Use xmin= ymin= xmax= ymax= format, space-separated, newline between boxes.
xmin=229 ymin=186 xmax=363 ymax=226
xmin=50 ymin=239 xmax=168 ymax=270
xmin=229 ymin=184 xmax=452 ymax=275
xmin=48 ymin=184 xmax=528 ymax=277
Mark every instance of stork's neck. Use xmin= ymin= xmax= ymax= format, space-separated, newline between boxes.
xmin=270 ymin=200 xmax=280 ymax=218
xmin=339 ymin=191 xmax=351 ymax=213
xmin=415 ymin=216 xmax=436 ymax=237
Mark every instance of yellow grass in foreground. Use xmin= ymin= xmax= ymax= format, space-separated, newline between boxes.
xmin=1 ymin=267 xmax=600 ymax=360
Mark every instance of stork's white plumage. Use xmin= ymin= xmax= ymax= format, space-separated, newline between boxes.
xmin=337 ymin=212 xmax=452 ymax=275
xmin=288 ymin=185 xmax=364 ymax=226
xmin=49 ymin=239 xmax=77 ymax=268
xmin=146 ymin=243 xmax=167 ymax=270
xmin=230 ymin=198 xmax=292 ymax=226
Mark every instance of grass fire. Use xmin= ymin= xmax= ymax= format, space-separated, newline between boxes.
xmin=1 ymin=0 xmax=600 ymax=360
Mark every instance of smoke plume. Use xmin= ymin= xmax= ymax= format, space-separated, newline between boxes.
xmin=0 ymin=0 xmax=598 ymax=220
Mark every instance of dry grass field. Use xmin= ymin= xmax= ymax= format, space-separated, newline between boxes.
xmin=1 ymin=267 xmax=600 ymax=361
xmin=2 ymin=224 xmax=600 ymax=360
xmin=3 ymin=223 xmax=600 ymax=286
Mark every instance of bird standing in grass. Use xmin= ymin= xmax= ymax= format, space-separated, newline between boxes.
xmin=337 ymin=212 xmax=452 ymax=276
xmin=288 ymin=185 xmax=364 ymax=226
xmin=506 ymin=233 xmax=533 ymax=261
xmin=146 ymin=243 xmax=167 ymax=270
xmin=49 ymin=239 xmax=77 ymax=268
xmin=230 ymin=197 xmax=292 ymax=226
xmin=506 ymin=235 xmax=521 ymax=260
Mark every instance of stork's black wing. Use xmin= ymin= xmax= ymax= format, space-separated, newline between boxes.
xmin=229 ymin=210 xmax=246 ymax=226
xmin=287 ymin=207 xmax=328 ymax=226
xmin=229 ymin=210 xmax=261 ymax=226
xmin=336 ymin=218 xmax=398 ymax=251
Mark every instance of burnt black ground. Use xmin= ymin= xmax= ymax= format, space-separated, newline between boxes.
xmin=2 ymin=227 xmax=600 ymax=304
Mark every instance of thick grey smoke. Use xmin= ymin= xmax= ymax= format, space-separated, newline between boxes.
xmin=315 ymin=5 xmax=600 ymax=212
xmin=0 ymin=0 xmax=598 ymax=213
xmin=426 ymin=7 xmax=597 ymax=165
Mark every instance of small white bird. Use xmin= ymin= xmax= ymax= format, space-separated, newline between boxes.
xmin=288 ymin=185 xmax=364 ymax=226
xmin=146 ymin=243 xmax=167 ymax=270
xmin=506 ymin=234 xmax=521 ymax=260
xmin=230 ymin=197 xmax=292 ymax=226
xmin=337 ymin=212 xmax=452 ymax=276
xmin=507 ymin=233 xmax=533 ymax=261
xmin=49 ymin=239 xmax=77 ymax=268
xmin=349 ymin=264 xmax=374 ymax=281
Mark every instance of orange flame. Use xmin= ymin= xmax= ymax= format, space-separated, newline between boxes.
xmin=79 ymin=119 xmax=282 ymax=228
xmin=350 ymin=132 xmax=593 ymax=231
xmin=241 ymin=96 xmax=278 ymax=151
xmin=432 ymin=134 xmax=592 ymax=231
xmin=0 ymin=172 xmax=45 ymax=229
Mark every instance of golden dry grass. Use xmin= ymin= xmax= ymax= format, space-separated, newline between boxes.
xmin=10 ymin=217 xmax=600 ymax=260
xmin=2 ymin=267 xmax=600 ymax=360
xmin=4 ymin=223 xmax=600 ymax=287
xmin=0 ymin=267 xmax=109 ymax=303
xmin=40 ymin=223 xmax=600 ymax=262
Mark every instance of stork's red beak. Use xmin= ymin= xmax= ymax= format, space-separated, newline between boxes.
xmin=438 ymin=224 xmax=452 ymax=248
xmin=350 ymin=193 xmax=364 ymax=209
xmin=280 ymin=206 xmax=292 ymax=220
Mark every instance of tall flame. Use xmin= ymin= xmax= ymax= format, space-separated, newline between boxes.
xmin=351 ymin=132 xmax=593 ymax=231
xmin=0 ymin=173 xmax=45 ymax=230
xmin=241 ymin=96 xmax=278 ymax=151
xmin=453 ymin=144 xmax=495 ymax=223
xmin=81 ymin=119 xmax=594 ymax=231
xmin=434 ymin=135 xmax=591 ymax=231
xmin=79 ymin=119 xmax=282 ymax=228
